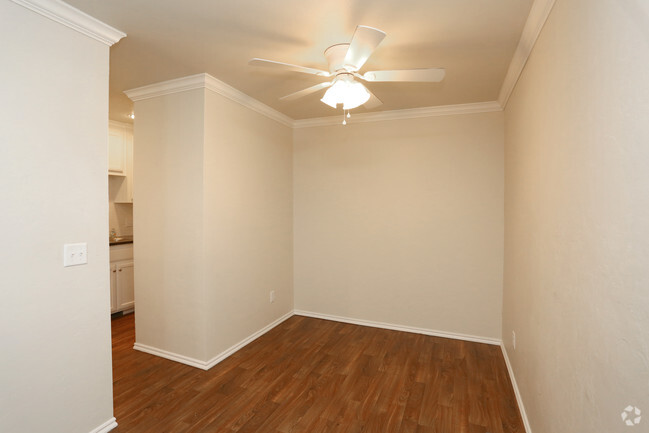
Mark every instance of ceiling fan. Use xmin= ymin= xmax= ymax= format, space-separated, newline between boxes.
xmin=249 ymin=25 xmax=446 ymax=124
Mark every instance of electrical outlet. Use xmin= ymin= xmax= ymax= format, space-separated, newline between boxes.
xmin=512 ymin=331 xmax=516 ymax=350
xmin=269 ymin=290 xmax=275 ymax=303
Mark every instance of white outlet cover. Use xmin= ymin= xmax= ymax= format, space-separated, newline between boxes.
xmin=64 ymin=243 xmax=88 ymax=267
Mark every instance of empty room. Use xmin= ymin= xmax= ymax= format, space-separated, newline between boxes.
xmin=2 ymin=1 xmax=648 ymax=433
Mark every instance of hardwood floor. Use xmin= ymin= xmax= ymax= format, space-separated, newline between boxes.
xmin=111 ymin=314 xmax=524 ymax=433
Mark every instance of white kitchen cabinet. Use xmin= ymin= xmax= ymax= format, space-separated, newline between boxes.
xmin=116 ymin=260 xmax=135 ymax=311
xmin=108 ymin=127 xmax=126 ymax=175
xmin=110 ymin=260 xmax=134 ymax=313
xmin=108 ymin=121 xmax=134 ymax=203
xmin=110 ymin=244 xmax=135 ymax=314
xmin=110 ymin=263 xmax=118 ymax=312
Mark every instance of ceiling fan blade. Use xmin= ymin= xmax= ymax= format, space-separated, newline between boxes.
xmin=249 ymin=58 xmax=330 ymax=77
xmin=343 ymin=25 xmax=386 ymax=71
xmin=279 ymin=82 xmax=332 ymax=101
xmin=363 ymin=87 xmax=383 ymax=109
xmin=363 ymin=68 xmax=446 ymax=82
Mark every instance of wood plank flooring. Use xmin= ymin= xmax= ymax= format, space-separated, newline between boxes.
xmin=111 ymin=314 xmax=524 ymax=433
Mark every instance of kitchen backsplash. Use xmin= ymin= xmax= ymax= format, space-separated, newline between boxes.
xmin=109 ymin=200 xmax=133 ymax=237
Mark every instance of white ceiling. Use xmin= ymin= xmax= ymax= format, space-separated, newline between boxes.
xmin=66 ymin=0 xmax=534 ymax=122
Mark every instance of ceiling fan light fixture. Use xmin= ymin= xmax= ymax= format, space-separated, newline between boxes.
xmin=320 ymin=77 xmax=370 ymax=110
xmin=251 ymin=24 xmax=446 ymax=122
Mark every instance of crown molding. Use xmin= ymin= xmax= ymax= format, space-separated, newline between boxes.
xmin=124 ymin=74 xmax=504 ymax=129
xmin=109 ymin=120 xmax=133 ymax=131
xmin=10 ymin=0 xmax=125 ymax=46
xmin=203 ymin=74 xmax=294 ymax=128
xmin=292 ymin=101 xmax=503 ymax=128
xmin=121 ymin=0 xmax=554 ymax=129
xmin=124 ymin=74 xmax=208 ymax=101
xmin=498 ymin=0 xmax=557 ymax=108
xmin=124 ymin=73 xmax=293 ymax=128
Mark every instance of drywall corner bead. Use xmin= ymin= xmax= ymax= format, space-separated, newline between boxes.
xmin=11 ymin=0 xmax=126 ymax=46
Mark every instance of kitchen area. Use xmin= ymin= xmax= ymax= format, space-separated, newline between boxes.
xmin=108 ymin=120 xmax=135 ymax=315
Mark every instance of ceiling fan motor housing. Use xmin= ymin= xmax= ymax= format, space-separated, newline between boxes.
xmin=324 ymin=43 xmax=352 ymax=74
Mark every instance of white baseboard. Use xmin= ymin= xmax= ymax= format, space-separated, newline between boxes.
xmin=204 ymin=311 xmax=293 ymax=369
xmin=293 ymin=309 xmax=501 ymax=346
xmin=89 ymin=417 xmax=117 ymax=433
xmin=130 ymin=309 xmax=528 ymax=431
xmin=133 ymin=342 xmax=209 ymax=370
xmin=294 ymin=310 xmax=527 ymax=430
xmin=500 ymin=344 xmax=532 ymax=433
xmin=133 ymin=311 xmax=294 ymax=370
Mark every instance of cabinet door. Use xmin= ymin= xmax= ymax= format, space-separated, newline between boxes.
xmin=116 ymin=260 xmax=135 ymax=311
xmin=108 ymin=129 xmax=125 ymax=174
xmin=110 ymin=264 xmax=118 ymax=313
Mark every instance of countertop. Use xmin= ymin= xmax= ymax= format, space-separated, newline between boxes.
xmin=110 ymin=236 xmax=134 ymax=246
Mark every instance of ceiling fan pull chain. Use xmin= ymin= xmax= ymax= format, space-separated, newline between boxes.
xmin=347 ymin=110 xmax=351 ymax=119
xmin=342 ymin=110 xmax=347 ymax=125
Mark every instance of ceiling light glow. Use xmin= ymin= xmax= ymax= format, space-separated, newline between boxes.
xmin=320 ymin=76 xmax=370 ymax=110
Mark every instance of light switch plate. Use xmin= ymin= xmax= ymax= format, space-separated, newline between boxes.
xmin=64 ymin=243 xmax=88 ymax=267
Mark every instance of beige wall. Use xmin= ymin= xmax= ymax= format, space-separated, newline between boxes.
xmin=134 ymin=89 xmax=208 ymax=360
xmin=203 ymin=91 xmax=293 ymax=359
xmin=133 ymin=83 xmax=293 ymax=363
xmin=293 ymin=112 xmax=504 ymax=339
xmin=0 ymin=2 xmax=115 ymax=432
xmin=503 ymin=0 xmax=649 ymax=431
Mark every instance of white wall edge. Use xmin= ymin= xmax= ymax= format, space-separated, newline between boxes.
xmin=497 ymin=0 xmax=556 ymax=108
xmin=204 ymin=311 xmax=294 ymax=369
xmin=124 ymin=73 xmax=293 ymax=128
xmin=88 ymin=417 xmax=117 ymax=433
xmin=293 ymin=309 xmax=501 ymax=346
xmin=133 ymin=310 xmax=294 ymax=370
xmin=292 ymin=101 xmax=503 ymax=128
xmin=10 ymin=0 xmax=125 ymax=46
xmin=500 ymin=344 xmax=532 ymax=433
